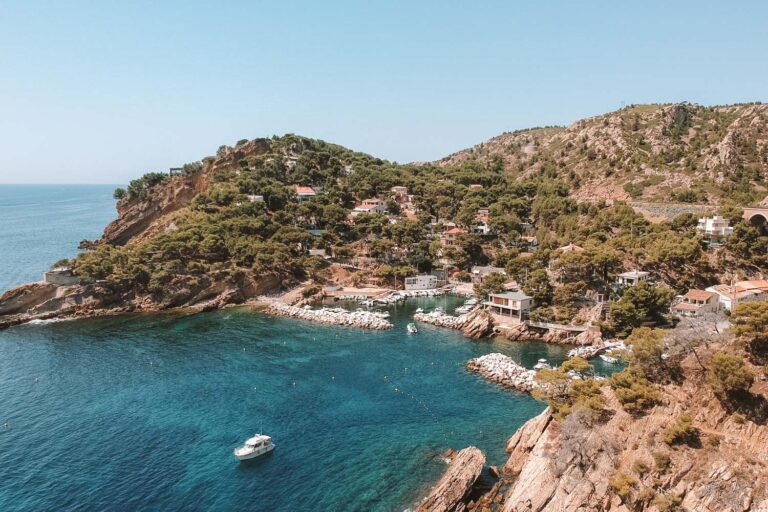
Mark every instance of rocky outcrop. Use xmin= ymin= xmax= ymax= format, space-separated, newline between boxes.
xmin=0 ymin=282 xmax=59 ymax=315
xmin=416 ymin=447 xmax=486 ymax=512
xmin=414 ymin=309 xmax=493 ymax=338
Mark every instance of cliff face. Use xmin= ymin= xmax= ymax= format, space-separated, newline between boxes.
xmin=440 ymin=103 xmax=768 ymax=205
xmin=495 ymin=363 xmax=768 ymax=511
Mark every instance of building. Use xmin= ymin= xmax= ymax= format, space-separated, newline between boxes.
xmin=294 ymin=186 xmax=317 ymax=203
xmin=440 ymin=227 xmax=466 ymax=247
xmin=308 ymin=248 xmax=328 ymax=258
xmin=558 ymin=243 xmax=584 ymax=253
xmin=468 ymin=184 xmax=483 ymax=191
xmin=471 ymin=266 xmax=506 ymax=284
xmin=616 ymin=270 xmax=650 ymax=287
xmin=475 ymin=208 xmax=490 ymax=224
xmin=483 ymin=291 xmax=534 ymax=320
xmin=697 ymin=216 xmax=733 ymax=245
xmin=247 ymin=195 xmax=264 ymax=203
xmin=351 ymin=198 xmax=387 ymax=216
xmin=43 ymin=267 xmax=80 ymax=286
xmin=404 ymin=274 xmax=438 ymax=291
xmin=671 ymin=289 xmax=719 ymax=317
xmin=706 ymin=280 xmax=768 ymax=310
xmin=390 ymin=186 xmax=409 ymax=203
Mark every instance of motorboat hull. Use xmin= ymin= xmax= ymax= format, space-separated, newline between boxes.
xmin=234 ymin=443 xmax=275 ymax=461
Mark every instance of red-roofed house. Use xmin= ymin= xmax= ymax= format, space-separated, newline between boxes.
xmin=294 ymin=186 xmax=317 ymax=203
xmin=441 ymin=227 xmax=467 ymax=247
xmin=351 ymin=198 xmax=387 ymax=216
xmin=671 ymin=289 xmax=719 ymax=317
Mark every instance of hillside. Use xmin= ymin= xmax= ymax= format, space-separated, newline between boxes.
xmin=441 ymin=103 xmax=768 ymax=205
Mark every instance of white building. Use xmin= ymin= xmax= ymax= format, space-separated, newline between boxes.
xmin=616 ymin=270 xmax=650 ymax=287
xmin=43 ymin=267 xmax=80 ymax=286
xmin=404 ymin=274 xmax=438 ymax=290
xmin=351 ymin=198 xmax=387 ymax=216
xmin=482 ymin=291 xmax=535 ymax=320
xmin=471 ymin=266 xmax=506 ymax=284
xmin=697 ymin=216 xmax=733 ymax=244
xmin=706 ymin=280 xmax=768 ymax=310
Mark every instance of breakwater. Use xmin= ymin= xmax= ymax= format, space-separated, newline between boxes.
xmin=466 ymin=353 xmax=538 ymax=393
xmin=266 ymin=302 xmax=393 ymax=329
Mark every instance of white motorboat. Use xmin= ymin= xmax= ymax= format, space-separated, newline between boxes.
xmin=234 ymin=434 xmax=275 ymax=461
xmin=599 ymin=354 xmax=619 ymax=364
xmin=533 ymin=358 xmax=551 ymax=370
xmin=407 ymin=322 xmax=418 ymax=334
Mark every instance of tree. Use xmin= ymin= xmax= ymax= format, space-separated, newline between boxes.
xmin=609 ymin=282 xmax=674 ymax=336
xmin=731 ymin=301 xmax=768 ymax=363
xmin=707 ymin=352 xmax=755 ymax=399
xmin=523 ymin=269 xmax=553 ymax=305
xmin=113 ymin=188 xmax=127 ymax=200
xmin=626 ymin=327 xmax=667 ymax=380
xmin=473 ymin=272 xmax=507 ymax=298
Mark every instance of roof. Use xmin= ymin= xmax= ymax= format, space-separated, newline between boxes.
xmin=489 ymin=290 xmax=532 ymax=301
xmin=683 ymin=289 xmax=715 ymax=301
xmin=558 ymin=243 xmax=584 ymax=253
xmin=444 ymin=227 xmax=466 ymax=235
xmin=618 ymin=270 xmax=649 ymax=278
xmin=672 ymin=303 xmax=702 ymax=311
xmin=246 ymin=434 xmax=271 ymax=445
xmin=294 ymin=186 xmax=316 ymax=194
xmin=471 ymin=266 xmax=505 ymax=274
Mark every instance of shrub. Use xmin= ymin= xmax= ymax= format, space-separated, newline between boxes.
xmin=113 ymin=187 xmax=127 ymax=200
xmin=609 ymin=368 xmax=661 ymax=414
xmin=609 ymin=472 xmax=637 ymax=501
xmin=631 ymin=458 xmax=650 ymax=476
xmin=301 ymin=284 xmax=321 ymax=298
xmin=653 ymin=493 xmax=683 ymax=511
xmin=653 ymin=452 xmax=671 ymax=472
xmin=663 ymin=414 xmax=699 ymax=446
xmin=707 ymin=352 xmax=755 ymax=399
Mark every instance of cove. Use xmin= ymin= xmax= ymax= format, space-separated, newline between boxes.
xmin=0 ymin=296 xmax=573 ymax=511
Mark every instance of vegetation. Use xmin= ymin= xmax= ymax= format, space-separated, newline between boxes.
xmin=663 ymin=414 xmax=700 ymax=446
xmin=707 ymin=352 xmax=755 ymax=399
xmin=609 ymin=368 xmax=661 ymax=415
xmin=731 ymin=301 xmax=768 ymax=363
xmin=534 ymin=363 xmax=605 ymax=421
xmin=609 ymin=471 xmax=637 ymax=501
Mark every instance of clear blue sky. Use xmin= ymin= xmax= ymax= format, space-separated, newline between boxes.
xmin=1 ymin=1 xmax=766 ymax=184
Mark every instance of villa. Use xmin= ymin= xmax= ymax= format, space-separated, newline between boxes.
xmin=483 ymin=291 xmax=534 ymax=320
xmin=616 ymin=270 xmax=650 ymax=287
xmin=294 ymin=186 xmax=317 ymax=203
xmin=471 ymin=266 xmax=506 ymax=284
xmin=706 ymin=280 xmax=768 ymax=310
xmin=670 ymin=289 xmax=719 ymax=317
xmin=441 ymin=227 xmax=467 ymax=247
xmin=352 ymin=198 xmax=387 ymax=216
xmin=696 ymin=215 xmax=733 ymax=245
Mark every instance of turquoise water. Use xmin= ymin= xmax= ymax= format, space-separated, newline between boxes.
xmin=0 ymin=186 xmax=580 ymax=511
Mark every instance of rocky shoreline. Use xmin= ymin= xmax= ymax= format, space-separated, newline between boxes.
xmin=465 ymin=353 xmax=538 ymax=393
xmin=264 ymin=301 xmax=394 ymax=329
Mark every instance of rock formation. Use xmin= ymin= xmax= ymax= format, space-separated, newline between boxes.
xmin=416 ymin=447 xmax=486 ymax=512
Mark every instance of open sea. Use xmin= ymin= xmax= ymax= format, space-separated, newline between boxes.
xmin=0 ymin=185 xmax=592 ymax=511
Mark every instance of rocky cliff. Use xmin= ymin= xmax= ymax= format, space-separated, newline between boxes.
xmin=422 ymin=345 xmax=768 ymax=512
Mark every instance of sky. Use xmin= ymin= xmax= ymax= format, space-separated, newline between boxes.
xmin=0 ymin=1 xmax=766 ymax=184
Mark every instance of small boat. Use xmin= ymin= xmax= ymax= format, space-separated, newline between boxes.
xmin=599 ymin=354 xmax=619 ymax=364
xmin=415 ymin=307 xmax=424 ymax=313
xmin=533 ymin=358 xmax=551 ymax=370
xmin=234 ymin=434 xmax=275 ymax=461
xmin=407 ymin=322 xmax=418 ymax=334
xmin=464 ymin=298 xmax=477 ymax=305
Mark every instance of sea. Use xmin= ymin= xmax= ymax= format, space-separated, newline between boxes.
xmin=0 ymin=185 xmax=601 ymax=511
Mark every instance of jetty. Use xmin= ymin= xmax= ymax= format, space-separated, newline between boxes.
xmin=413 ymin=308 xmax=493 ymax=339
xmin=265 ymin=302 xmax=393 ymax=329
xmin=466 ymin=353 xmax=538 ymax=393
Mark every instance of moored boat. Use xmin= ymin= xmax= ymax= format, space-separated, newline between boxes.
xmin=234 ymin=434 xmax=275 ymax=461
xmin=407 ymin=322 xmax=418 ymax=334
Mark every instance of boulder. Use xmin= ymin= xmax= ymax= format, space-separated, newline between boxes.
xmin=416 ymin=447 xmax=486 ymax=512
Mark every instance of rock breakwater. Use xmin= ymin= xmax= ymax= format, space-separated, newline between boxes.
xmin=413 ymin=309 xmax=493 ymax=338
xmin=266 ymin=302 xmax=393 ymax=329
xmin=466 ymin=353 xmax=538 ymax=393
